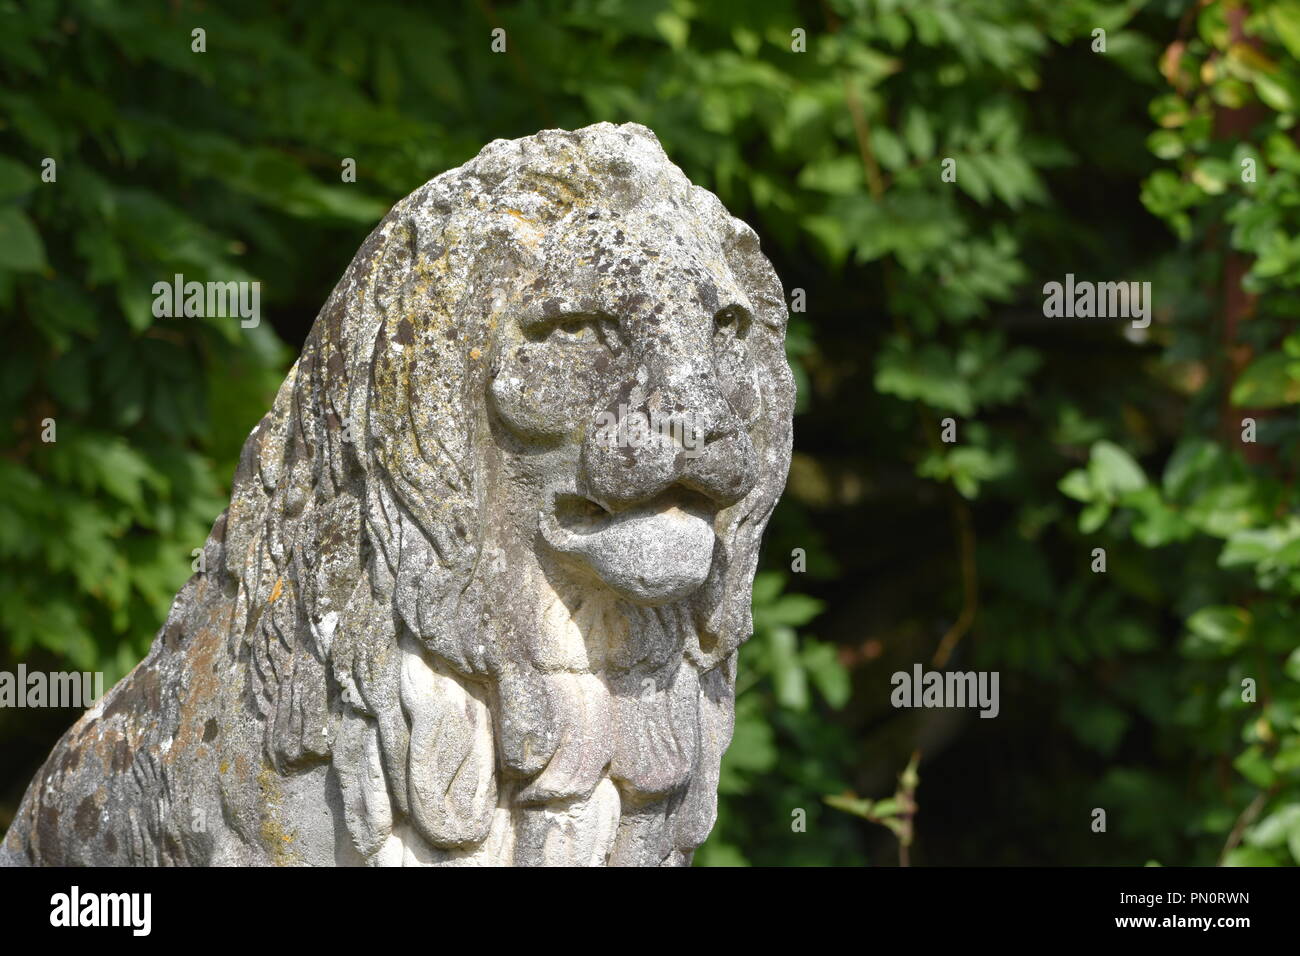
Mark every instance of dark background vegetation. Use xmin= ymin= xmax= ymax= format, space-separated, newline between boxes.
xmin=4 ymin=0 xmax=1300 ymax=866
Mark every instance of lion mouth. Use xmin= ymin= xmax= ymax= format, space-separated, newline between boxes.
xmin=539 ymin=489 xmax=717 ymax=605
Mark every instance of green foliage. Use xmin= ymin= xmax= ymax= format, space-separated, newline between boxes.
xmin=700 ymin=571 xmax=860 ymax=866
xmin=1080 ymin=0 xmax=1300 ymax=866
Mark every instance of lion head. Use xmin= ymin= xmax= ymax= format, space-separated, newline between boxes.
xmin=223 ymin=122 xmax=794 ymax=866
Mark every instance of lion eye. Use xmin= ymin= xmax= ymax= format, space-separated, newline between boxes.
xmin=713 ymin=306 xmax=749 ymax=342
xmin=525 ymin=312 xmax=620 ymax=352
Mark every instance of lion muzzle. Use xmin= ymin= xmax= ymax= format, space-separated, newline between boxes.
xmin=539 ymin=491 xmax=716 ymax=605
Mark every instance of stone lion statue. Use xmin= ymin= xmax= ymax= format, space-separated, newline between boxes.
xmin=1 ymin=122 xmax=794 ymax=866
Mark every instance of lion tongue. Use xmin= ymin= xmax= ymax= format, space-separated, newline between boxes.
xmin=542 ymin=502 xmax=715 ymax=605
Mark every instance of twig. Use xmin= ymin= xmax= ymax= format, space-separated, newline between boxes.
xmin=1218 ymin=786 xmax=1275 ymax=865
xmin=932 ymin=490 xmax=978 ymax=667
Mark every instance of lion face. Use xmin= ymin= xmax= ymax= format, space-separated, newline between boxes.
xmin=485 ymin=208 xmax=766 ymax=610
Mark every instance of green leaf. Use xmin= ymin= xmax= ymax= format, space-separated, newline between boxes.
xmin=762 ymin=593 xmax=824 ymax=628
xmin=1088 ymin=441 xmax=1147 ymax=497
xmin=1234 ymin=745 xmax=1276 ymax=788
xmin=796 ymin=156 xmax=862 ymax=195
xmin=1222 ymin=845 xmax=1279 ymax=866
xmin=1079 ymin=500 xmax=1111 ymax=533
xmin=768 ymin=625 xmax=809 ymax=711
xmin=872 ymin=129 xmax=908 ymax=172
xmin=1191 ymin=157 xmax=1232 ymax=195
xmin=1246 ymin=804 xmax=1300 ymax=849
xmin=1184 ymin=605 xmax=1252 ymax=656
xmin=750 ymin=571 xmax=784 ymax=606
xmin=1058 ymin=468 xmax=1094 ymax=503
xmin=1286 ymin=647 xmax=1300 ymax=683
xmin=1270 ymin=2 xmax=1300 ymax=60
xmin=801 ymin=639 xmax=851 ymax=708
xmin=824 ymin=793 xmax=874 ymax=818
xmin=721 ymin=696 xmax=778 ymax=781
xmin=0 ymin=207 xmax=47 ymax=271
xmin=0 ymin=156 xmax=39 ymax=202
xmin=902 ymin=107 xmax=935 ymax=160
xmin=1231 ymin=352 xmax=1300 ymax=408
xmin=875 ymin=341 xmax=973 ymax=414
xmin=1252 ymin=69 xmax=1296 ymax=113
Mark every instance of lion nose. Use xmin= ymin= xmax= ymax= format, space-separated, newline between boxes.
xmin=580 ymin=358 xmax=757 ymax=513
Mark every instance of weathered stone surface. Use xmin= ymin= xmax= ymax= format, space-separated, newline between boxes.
xmin=1 ymin=122 xmax=794 ymax=866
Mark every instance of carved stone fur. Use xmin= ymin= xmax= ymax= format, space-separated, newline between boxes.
xmin=1 ymin=123 xmax=794 ymax=867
